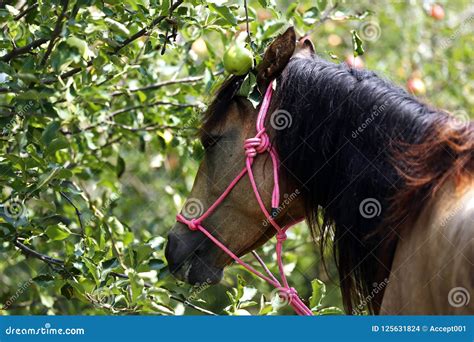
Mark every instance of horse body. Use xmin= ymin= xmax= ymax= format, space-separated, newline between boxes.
xmin=381 ymin=180 xmax=474 ymax=314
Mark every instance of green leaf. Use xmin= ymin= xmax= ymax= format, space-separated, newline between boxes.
xmin=116 ymin=154 xmax=125 ymax=178
xmin=39 ymin=214 xmax=71 ymax=226
xmin=316 ymin=306 xmax=345 ymax=315
xmin=41 ymin=121 xmax=60 ymax=145
xmin=237 ymin=73 xmax=256 ymax=98
xmin=261 ymin=22 xmax=286 ymax=40
xmin=33 ymin=274 xmax=55 ymax=287
xmin=209 ymin=4 xmax=237 ymax=25
xmin=65 ymin=36 xmax=90 ymax=59
xmin=45 ymin=223 xmax=71 ymax=240
xmin=148 ymin=259 xmax=166 ymax=271
xmin=104 ymin=18 xmax=130 ymax=36
xmin=315 ymin=0 xmax=327 ymax=12
xmin=309 ymin=278 xmax=326 ymax=309
xmin=34 ymin=166 xmax=61 ymax=192
xmin=45 ymin=137 xmax=69 ymax=156
xmin=351 ymin=30 xmax=365 ymax=57
xmin=61 ymin=283 xmax=75 ymax=299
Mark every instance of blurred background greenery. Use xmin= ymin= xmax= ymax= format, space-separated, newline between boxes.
xmin=0 ymin=0 xmax=472 ymax=315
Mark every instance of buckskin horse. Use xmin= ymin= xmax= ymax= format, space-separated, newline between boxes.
xmin=165 ymin=27 xmax=473 ymax=315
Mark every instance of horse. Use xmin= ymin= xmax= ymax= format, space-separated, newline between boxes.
xmin=165 ymin=27 xmax=474 ymax=315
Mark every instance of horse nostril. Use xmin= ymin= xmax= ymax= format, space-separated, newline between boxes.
xmin=165 ymin=232 xmax=180 ymax=270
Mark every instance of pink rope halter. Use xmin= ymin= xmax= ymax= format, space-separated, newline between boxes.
xmin=176 ymin=81 xmax=313 ymax=316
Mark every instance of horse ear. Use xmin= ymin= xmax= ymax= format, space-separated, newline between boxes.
xmin=256 ymin=27 xmax=296 ymax=91
xmin=294 ymin=36 xmax=315 ymax=58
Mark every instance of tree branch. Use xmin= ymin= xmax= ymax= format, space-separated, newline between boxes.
xmin=13 ymin=239 xmax=64 ymax=266
xmin=59 ymin=191 xmax=85 ymax=239
xmin=103 ymin=122 xmax=196 ymax=133
xmin=243 ymin=0 xmax=250 ymax=43
xmin=113 ymin=0 xmax=183 ymax=54
xmin=40 ymin=0 xmax=69 ymax=66
xmin=39 ymin=0 xmax=184 ymax=86
xmin=41 ymin=60 xmax=93 ymax=85
xmin=14 ymin=3 xmax=38 ymax=20
xmin=111 ymin=71 xmax=224 ymax=97
xmin=72 ymin=101 xmax=198 ymax=134
xmin=305 ymin=2 xmax=339 ymax=36
xmin=0 ymin=38 xmax=49 ymax=62
xmin=12 ymin=238 xmax=217 ymax=315
xmin=169 ymin=295 xmax=218 ymax=316
xmin=109 ymin=272 xmax=217 ymax=315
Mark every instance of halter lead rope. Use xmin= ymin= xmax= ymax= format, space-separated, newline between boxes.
xmin=176 ymin=81 xmax=313 ymax=316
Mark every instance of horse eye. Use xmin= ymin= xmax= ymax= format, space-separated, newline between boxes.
xmin=201 ymin=134 xmax=221 ymax=150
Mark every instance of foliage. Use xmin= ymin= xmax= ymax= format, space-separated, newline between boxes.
xmin=0 ymin=0 xmax=472 ymax=315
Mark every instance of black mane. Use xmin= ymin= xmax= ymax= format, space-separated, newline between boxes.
xmin=273 ymin=55 xmax=472 ymax=313
xmin=204 ymin=54 xmax=473 ymax=314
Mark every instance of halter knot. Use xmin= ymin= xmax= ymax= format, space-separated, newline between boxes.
xmin=244 ymin=133 xmax=269 ymax=158
xmin=176 ymin=214 xmax=200 ymax=231
xmin=188 ymin=218 xmax=200 ymax=231
xmin=276 ymin=231 xmax=287 ymax=241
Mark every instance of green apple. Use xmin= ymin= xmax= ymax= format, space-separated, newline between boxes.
xmin=223 ymin=42 xmax=254 ymax=76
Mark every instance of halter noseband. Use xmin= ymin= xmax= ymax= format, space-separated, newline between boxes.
xmin=176 ymin=81 xmax=313 ymax=316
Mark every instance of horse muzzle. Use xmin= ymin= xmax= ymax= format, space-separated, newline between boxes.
xmin=165 ymin=224 xmax=223 ymax=285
